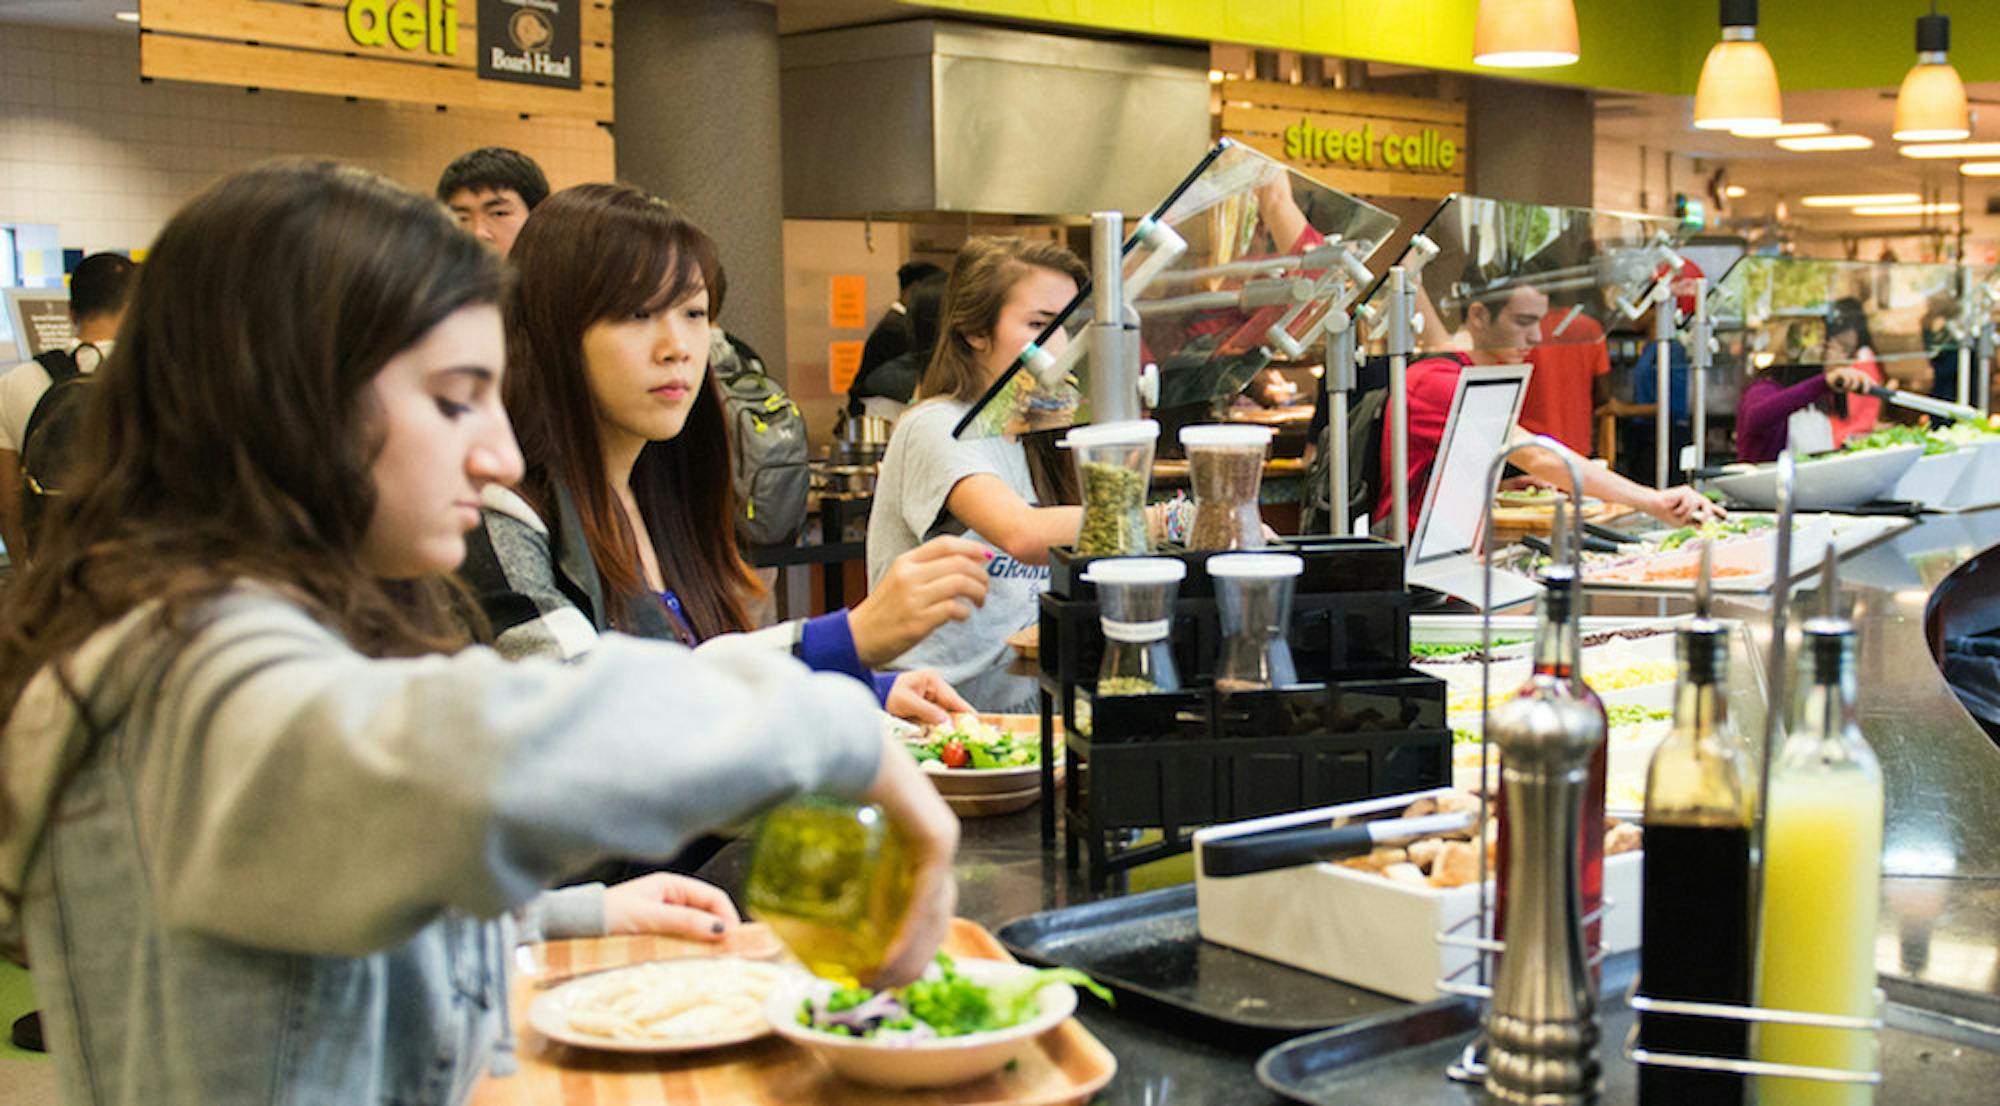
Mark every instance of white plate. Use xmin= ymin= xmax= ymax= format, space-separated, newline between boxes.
xmin=528 ymin=957 xmax=796 ymax=1054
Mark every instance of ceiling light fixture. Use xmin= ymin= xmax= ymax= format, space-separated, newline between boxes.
xmin=1852 ymin=202 xmax=1962 ymax=216
xmin=1958 ymin=162 xmax=2000 ymax=176
xmin=1800 ymin=193 xmax=1921 ymax=208
xmin=114 ymin=10 xmax=139 ymax=22
xmin=1900 ymin=141 xmax=2000 ymax=158
xmin=1694 ymin=0 xmax=1781 ymax=131
xmin=1473 ymin=0 xmax=1581 ymax=68
xmin=1730 ymin=121 xmax=1831 ymax=138
xmin=1776 ymin=135 xmax=1874 ymax=152
xmin=1724 ymin=185 xmax=1748 ymax=198
xmin=1893 ymin=5 xmax=1970 ymax=142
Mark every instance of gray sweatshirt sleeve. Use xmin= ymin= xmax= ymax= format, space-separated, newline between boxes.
xmin=138 ymin=596 xmax=882 ymax=957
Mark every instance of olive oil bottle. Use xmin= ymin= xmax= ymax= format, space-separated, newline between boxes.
xmin=1755 ymin=609 xmax=1883 ymax=1106
xmin=742 ymin=797 xmax=914 ymax=985
xmin=1638 ymin=613 xmax=1753 ymax=1106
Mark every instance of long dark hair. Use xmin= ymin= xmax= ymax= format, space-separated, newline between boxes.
xmin=504 ymin=183 xmax=757 ymax=637
xmin=0 ymin=159 xmax=500 ymax=838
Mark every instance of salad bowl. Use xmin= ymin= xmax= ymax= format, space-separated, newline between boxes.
xmin=1702 ymin=444 xmax=1921 ymax=510
xmin=764 ymin=957 xmax=1081 ymax=1089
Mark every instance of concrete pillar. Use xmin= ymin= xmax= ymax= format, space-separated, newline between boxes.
xmin=614 ymin=0 xmax=788 ymax=376
xmin=1466 ymin=78 xmax=1593 ymax=208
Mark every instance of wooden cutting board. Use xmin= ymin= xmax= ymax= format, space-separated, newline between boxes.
xmin=469 ymin=919 xmax=1117 ymax=1106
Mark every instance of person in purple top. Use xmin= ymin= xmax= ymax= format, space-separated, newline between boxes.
xmin=1735 ymin=362 xmax=1879 ymax=463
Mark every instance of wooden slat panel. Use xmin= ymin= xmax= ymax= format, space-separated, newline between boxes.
xmin=466 ymin=919 xmax=1118 ymax=1106
xmin=142 ymin=32 xmax=613 ymax=122
xmin=144 ymin=0 xmax=475 ymax=65
xmin=581 ymin=1 xmax=611 ymax=44
xmin=1220 ymin=78 xmax=1465 ymax=126
xmin=1231 ymin=134 xmax=1463 ymax=201
xmin=142 ymin=0 xmax=612 ymax=85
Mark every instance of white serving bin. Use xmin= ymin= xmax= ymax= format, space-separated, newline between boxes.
xmin=1703 ymin=444 xmax=1922 ymax=510
xmin=1950 ymin=439 xmax=2000 ymax=510
xmin=1888 ymin=447 xmax=1977 ymax=509
xmin=1194 ymin=801 xmax=1642 ymax=1004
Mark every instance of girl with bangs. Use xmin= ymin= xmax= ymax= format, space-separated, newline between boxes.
xmin=461 ymin=184 xmax=988 ymax=726
xmin=0 ymin=160 xmax=957 ymax=1106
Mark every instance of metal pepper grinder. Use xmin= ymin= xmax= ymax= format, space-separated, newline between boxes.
xmin=1484 ymin=606 xmax=1606 ymax=1106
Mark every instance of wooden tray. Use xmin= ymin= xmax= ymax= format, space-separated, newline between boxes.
xmin=470 ymin=919 xmax=1116 ymax=1106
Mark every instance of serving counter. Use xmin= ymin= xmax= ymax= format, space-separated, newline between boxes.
xmin=686 ymin=508 xmax=2000 ymax=1104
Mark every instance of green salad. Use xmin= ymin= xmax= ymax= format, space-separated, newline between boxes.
xmin=798 ymin=953 xmax=1112 ymax=1039
xmin=1831 ymin=424 xmax=1954 ymax=458
xmin=1412 ymin=639 xmax=1527 ymax=659
xmin=1657 ymin=515 xmax=1777 ymax=552
xmin=1607 ymin=704 xmax=1672 ymax=727
xmin=908 ymin=714 xmax=1040 ymax=770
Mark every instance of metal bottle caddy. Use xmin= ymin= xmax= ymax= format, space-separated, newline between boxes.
xmin=1623 ymin=450 xmax=1886 ymax=1094
xmin=1424 ymin=448 xmax=1885 ymax=1098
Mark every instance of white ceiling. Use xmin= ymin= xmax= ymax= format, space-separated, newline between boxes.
xmin=1595 ymin=81 xmax=2000 ymax=240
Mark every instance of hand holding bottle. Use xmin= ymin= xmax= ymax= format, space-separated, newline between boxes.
xmin=859 ymin=731 xmax=961 ymax=986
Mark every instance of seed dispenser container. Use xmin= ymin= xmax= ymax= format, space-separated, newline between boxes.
xmin=1180 ymin=424 xmax=1274 ymax=552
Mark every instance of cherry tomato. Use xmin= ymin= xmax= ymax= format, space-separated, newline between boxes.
xmin=939 ymin=739 xmax=969 ymax=769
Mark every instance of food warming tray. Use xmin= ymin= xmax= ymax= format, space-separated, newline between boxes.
xmin=996 ymin=885 xmax=1410 ymax=1045
xmin=1255 ymin=952 xmax=2000 ymax=1105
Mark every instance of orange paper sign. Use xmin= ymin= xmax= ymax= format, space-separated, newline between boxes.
xmin=829 ymin=340 xmax=865 ymax=393
xmin=829 ymin=275 xmax=868 ymax=329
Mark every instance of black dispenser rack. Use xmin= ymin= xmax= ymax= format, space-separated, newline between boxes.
xmin=1036 ymin=537 xmax=1450 ymax=888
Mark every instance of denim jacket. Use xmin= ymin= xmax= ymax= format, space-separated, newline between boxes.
xmin=1 ymin=588 xmax=882 ymax=1105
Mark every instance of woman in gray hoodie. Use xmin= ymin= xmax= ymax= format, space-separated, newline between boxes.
xmin=0 ymin=159 xmax=958 ymax=1106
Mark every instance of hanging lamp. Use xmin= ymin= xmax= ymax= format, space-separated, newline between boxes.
xmin=1893 ymin=5 xmax=1970 ymax=142
xmin=1472 ymin=0 xmax=1579 ymax=68
xmin=1693 ymin=0 xmax=1781 ymax=131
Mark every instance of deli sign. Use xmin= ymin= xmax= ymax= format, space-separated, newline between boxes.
xmin=477 ymin=0 xmax=582 ymax=90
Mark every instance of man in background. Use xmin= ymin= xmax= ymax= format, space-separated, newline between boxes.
xmin=436 ymin=146 xmax=549 ymax=256
xmin=855 ymin=261 xmax=945 ymax=389
xmin=0 ymin=251 xmax=137 ymax=559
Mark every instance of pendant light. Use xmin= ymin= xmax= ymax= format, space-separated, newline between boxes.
xmin=1893 ymin=5 xmax=1970 ymax=143
xmin=1473 ymin=0 xmax=1580 ymax=68
xmin=1693 ymin=0 xmax=1780 ymax=132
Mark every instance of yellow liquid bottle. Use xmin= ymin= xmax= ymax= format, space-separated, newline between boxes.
xmin=1755 ymin=617 xmax=1883 ymax=1106
xmin=742 ymin=797 xmax=913 ymax=986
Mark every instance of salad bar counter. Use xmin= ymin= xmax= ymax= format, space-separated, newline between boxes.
xmin=580 ymin=507 xmax=2000 ymax=1105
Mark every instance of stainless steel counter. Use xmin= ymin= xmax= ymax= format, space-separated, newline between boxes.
xmin=701 ymin=508 xmax=2000 ymax=1102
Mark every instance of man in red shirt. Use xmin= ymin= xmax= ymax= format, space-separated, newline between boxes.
xmin=1376 ymin=281 xmax=1718 ymax=531
xmin=1520 ymin=306 xmax=1610 ymax=453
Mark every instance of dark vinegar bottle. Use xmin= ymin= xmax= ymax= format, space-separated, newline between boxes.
xmin=1637 ymin=615 xmax=1753 ymax=1106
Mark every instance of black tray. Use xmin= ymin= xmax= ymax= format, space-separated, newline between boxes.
xmin=995 ymin=884 xmax=1410 ymax=1046
xmin=1257 ymin=952 xmax=2000 ymax=1104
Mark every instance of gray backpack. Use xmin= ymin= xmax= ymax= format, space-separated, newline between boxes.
xmin=712 ymin=330 xmax=809 ymax=547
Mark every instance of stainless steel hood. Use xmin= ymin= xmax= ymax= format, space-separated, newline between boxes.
xmin=779 ymin=20 xmax=1211 ymax=219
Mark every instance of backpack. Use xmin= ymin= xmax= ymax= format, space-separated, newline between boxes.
xmin=17 ymin=345 xmax=97 ymax=557
xmin=712 ymin=330 xmax=809 ymax=548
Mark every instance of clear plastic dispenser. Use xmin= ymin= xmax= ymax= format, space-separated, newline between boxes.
xmin=1065 ymin=419 xmax=1160 ymax=556
xmin=1180 ymin=423 xmax=1275 ymax=551
xmin=1209 ymin=552 xmax=1302 ymax=691
xmin=1081 ymin=557 xmax=1185 ymax=695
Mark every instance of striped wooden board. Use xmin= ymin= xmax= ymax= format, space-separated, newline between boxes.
xmin=470 ymin=919 xmax=1116 ymax=1106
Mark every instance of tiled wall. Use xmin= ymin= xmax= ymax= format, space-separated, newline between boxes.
xmin=0 ymin=23 xmax=614 ymax=255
